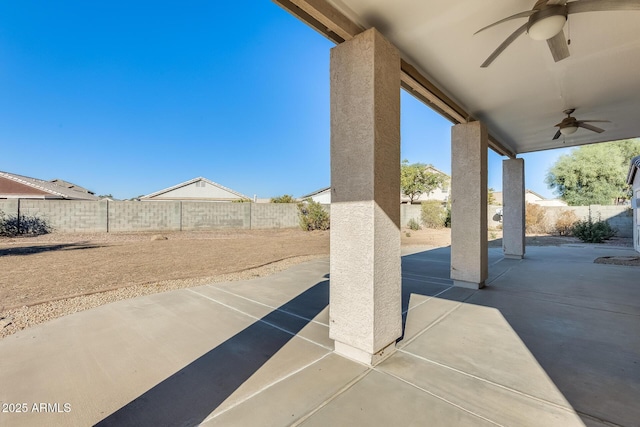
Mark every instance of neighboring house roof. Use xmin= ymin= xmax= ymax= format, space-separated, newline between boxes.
xmin=0 ymin=171 xmax=99 ymax=200
xmin=627 ymin=155 xmax=640 ymax=185
xmin=140 ymin=177 xmax=250 ymax=201
xmin=300 ymin=187 xmax=330 ymax=199
xmin=524 ymin=189 xmax=545 ymax=201
xmin=423 ymin=165 xmax=450 ymax=178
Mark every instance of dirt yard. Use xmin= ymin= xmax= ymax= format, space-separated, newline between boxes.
xmin=0 ymin=228 xmax=631 ymax=338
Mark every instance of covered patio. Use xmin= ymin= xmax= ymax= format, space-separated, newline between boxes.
xmin=0 ymin=244 xmax=638 ymax=425
xmin=270 ymin=0 xmax=640 ymax=367
xmin=1 ymin=1 xmax=639 ymax=425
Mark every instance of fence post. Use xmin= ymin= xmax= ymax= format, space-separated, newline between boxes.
xmin=17 ymin=198 xmax=21 ymax=235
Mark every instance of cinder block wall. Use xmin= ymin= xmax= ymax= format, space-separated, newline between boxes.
xmin=1 ymin=199 xmax=631 ymax=237
xmin=1 ymin=200 xmax=108 ymax=232
xmin=108 ymin=201 xmax=181 ymax=232
xmin=543 ymin=205 xmax=633 ymax=237
xmin=181 ymin=202 xmax=250 ymax=230
xmin=251 ymin=203 xmax=299 ymax=229
xmin=400 ymin=204 xmax=421 ymax=227
xmin=0 ymin=200 xmax=19 ymax=217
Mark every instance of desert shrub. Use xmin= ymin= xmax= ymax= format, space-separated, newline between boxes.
xmin=232 ymin=198 xmax=252 ymax=203
xmin=297 ymin=199 xmax=329 ymax=231
xmin=525 ymin=203 xmax=548 ymax=234
xmin=444 ymin=204 xmax=452 ymax=228
xmin=421 ymin=201 xmax=446 ymax=229
xmin=407 ymin=218 xmax=421 ymax=230
xmin=555 ymin=210 xmax=579 ymax=236
xmin=270 ymin=194 xmax=296 ymax=203
xmin=0 ymin=211 xmax=52 ymax=237
xmin=571 ymin=217 xmax=616 ymax=243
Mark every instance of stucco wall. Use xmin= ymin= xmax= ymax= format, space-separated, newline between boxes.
xmin=633 ymin=173 xmax=640 ymax=252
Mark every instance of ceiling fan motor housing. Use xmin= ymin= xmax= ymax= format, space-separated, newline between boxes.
xmin=526 ymin=5 xmax=568 ymax=40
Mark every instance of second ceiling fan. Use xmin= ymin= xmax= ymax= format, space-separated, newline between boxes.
xmin=553 ymin=108 xmax=610 ymax=140
xmin=476 ymin=0 xmax=640 ymax=68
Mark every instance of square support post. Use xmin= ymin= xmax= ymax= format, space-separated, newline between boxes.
xmin=503 ymin=158 xmax=525 ymax=259
xmin=329 ymin=28 xmax=401 ymax=366
xmin=450 ymin=121 xmax=488 ymax=289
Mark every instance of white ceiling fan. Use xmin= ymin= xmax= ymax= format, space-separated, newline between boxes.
xmin=553 ymin=108 xmax=610 ymax=140
xmin=476 ymin=0 xmax=640 ymax=67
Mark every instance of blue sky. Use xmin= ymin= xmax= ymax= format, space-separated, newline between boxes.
xmin=0 ymin=1 xmax=566 ymax=200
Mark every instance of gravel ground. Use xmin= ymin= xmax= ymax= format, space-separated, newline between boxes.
xmin=0 ymin=254 xmax=324 ymax=339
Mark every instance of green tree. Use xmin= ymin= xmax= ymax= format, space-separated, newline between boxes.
xmin=401 ymin=160 xmax=448 ymax=204
xmin=270 ymin=194 xmax=296 ymax=203
xmin=545 ymin=139 xmax=640 ymax=205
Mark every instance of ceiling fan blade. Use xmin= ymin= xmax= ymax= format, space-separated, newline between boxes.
xmin=481 ymin=23 xmax=528 ymax=67
xmin=568 ymin=0 xmax=640 ymax=14
xmin=474 ymin=10 xmax=535 ymax=35
xmin=546 ymin=0 xmax=569 ymax=5
xmin=547 ymin=32 xmax=570 ymax=62
xmin=578 ymin=120 xmax=611 ymax=123
xmin=578 ymin=123 xmax=606 ymax=133
xmin=553 ymin=129 xmax=562 ymax=140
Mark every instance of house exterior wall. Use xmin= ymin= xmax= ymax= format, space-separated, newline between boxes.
xmin=307 ymin=190 xmax=331 ymax=204
xmin=309 ymin=187 xmax=450 ymax=204
xmin=146 ymin=181 xmax=245 ymax=201
xmin=525 ymin=192 xmax=542 ymax=204
xmin=404 ymin=185 xmax=450 ymax=203
xmin=634 ymin=173 xmax=640 ymax=252
xmin=533 ymin=199 xmax=567 ymax=207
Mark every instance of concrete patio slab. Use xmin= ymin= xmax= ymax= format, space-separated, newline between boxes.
xmin=378 ymin=351 xmax=584 ymax=427
xmin=0 ymin=244 xmax=638 ymax=426
xmin=401 ymin=295 xmax=575 ymax=408
xmin=299 ymin=369 xmax=498 ymax=426
xmin=201 ymin=353 xmax=367 ymax=426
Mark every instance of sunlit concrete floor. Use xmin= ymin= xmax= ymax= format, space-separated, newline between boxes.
xmin=0 ymin=243 xmax=638 ymax=426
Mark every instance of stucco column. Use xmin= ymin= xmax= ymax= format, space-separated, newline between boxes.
xmin=503 ymin=158 xmax=526 ymax=259
xmin=450 ymin=121 xmax=488 ymax=289
xmin=329 ymin=28 xmax=401 ymax=366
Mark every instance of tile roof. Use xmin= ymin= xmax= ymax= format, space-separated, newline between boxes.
xmin=0 ymin=171 xmax=100 ymax=200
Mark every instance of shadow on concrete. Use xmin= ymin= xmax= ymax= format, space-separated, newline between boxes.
xmin=97 ymin=245 xmax=639 ymax=426
xmin=399 ymin=245 xmax=640 ymax=426
xmin=96 ymin=279 xmax=329 ymax=427
xmin=0 ymin=243 xmax=102 ymax=257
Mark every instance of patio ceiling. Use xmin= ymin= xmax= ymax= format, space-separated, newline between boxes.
xmin=275 ymin=0 xmax=640 ymax=157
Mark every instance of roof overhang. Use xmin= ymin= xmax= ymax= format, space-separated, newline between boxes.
xmin=274 ymin=0 xmax=640 ymax=157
